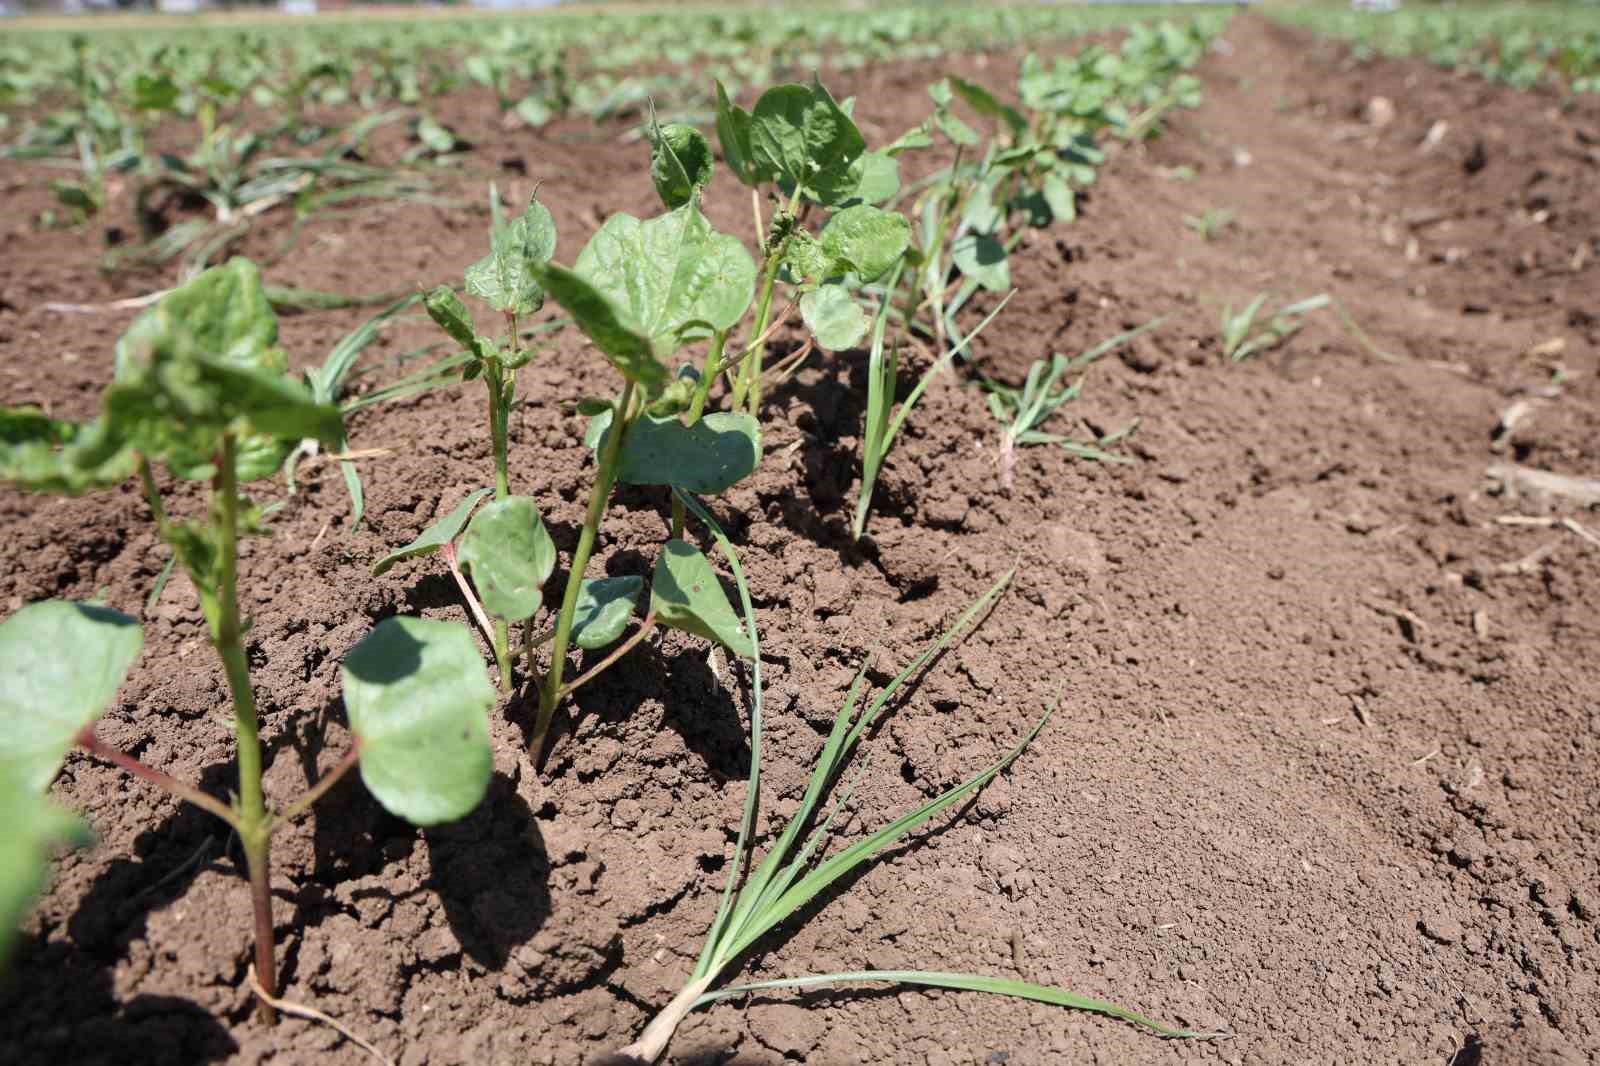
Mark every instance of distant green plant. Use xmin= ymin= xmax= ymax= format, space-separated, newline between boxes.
xmin=983 ymin=318 xmax=1162 ymax=487
xmin=1219 ymin=293 xmax=1330 ymax=362
xmin=1182 ymin=206 xmax=1234 ymax=241
xmin=0 ymin=259 xmax=496 ymax=1009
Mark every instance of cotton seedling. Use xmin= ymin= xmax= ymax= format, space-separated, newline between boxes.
xmin=983 ymin=317 xmax=1163 ymax=488
xmin=1219 ymin=293 xmax=1331 ymax=362
xmin=612 ymin=495 xmax=1212 ymax=1062
xmin=0 ymin=259 xmax=497 ymax=1014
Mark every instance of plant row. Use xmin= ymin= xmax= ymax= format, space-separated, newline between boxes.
xmin=0 ymin=16 xmax=1224 ymax=1061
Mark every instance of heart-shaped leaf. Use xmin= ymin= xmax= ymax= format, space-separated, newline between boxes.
xmin=648 ymin=112 xmax=714 ymax=209
xmin=572 ymin=575 xmax=644 ymax=650
xmin=371 ymin=488 xmax=492 ymax=577
xmin=801 ymin=286 xmax=870 ymax=352
xmin=464 ymin=195 xmax=557 ymax=316
xmin=0 ymin=601 xmax=143 ymax=792
xmin=612 ymin=412 xmax=761 ymax=494
xmin=819 ymin=205 xmax=910 ymax=284
xmin=113 ymin=257 xmax=280 ymax=377
xmin=575 ymin=203 xmax=757 ymax=349
xmin=0 ymin=779 xmax=90 ymax=967
xmin=457 ymin=495 xmax=556 ymax=623
xmin=750 ymin=78 xmax=865 ymax=205
xmin=342 ymin=617 xmax=494 ymax=826
xmin=650 ymin=539 xmax=754 ymax=658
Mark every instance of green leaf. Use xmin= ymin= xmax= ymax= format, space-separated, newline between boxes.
xmin=572 ymin=575 xmax=644 ymax=650
xmin=528 ymin=263 xmax=664 ymax=393
xmin=750 ymin=78 xmax=865 ymax=205
xmin=819 ymin=205 xmax=910 ymax=284
xmin=371 ymin=488 xmax=492 ymax=577
xmin=613 ymin=412 xmax=761 ymax=494
xmin=0 ymin=778 xmax=90 ymax=969
xmin=514 ymin=95 xmax=553 ymax=128
xmin=109 ymin=259 xmax=343 ymax=481
xmin=948 ymin=76 xmax=1028 ymax=135
xmin=0 ymin=409 xmax=134 ymax=495
xmin=424 ymin=286 xmax=477 ymax=350
xmin=464 ymin=195 xmax=558 ymax=316
xmin=113 ymin=258 xmax=279 ymax=376
xmin=650 ymin=540 xmax=754 ymax=658
xmin=342 ymin=617 xmax=494 ymax=827
xmin=0 ymin=601 xmax=143 ymax=792
xmin=648 ymin=113 xmax=714 ymax=210
xmin=456 ymin=496 xmax=556 ymax=623
xmin=695 ymin=970 xmax=1209 ymax=1039
xmin=714 ymin=79 xmax=761 ymax=187
xmin=782 ymin=230 xmax=832 ymax=282
xmin=801 ymin=286 xmax=869 ymax=351
xmin=884 ymin=122 xmax=934 ymax=156
xmin=1040 ymin=172 xmax=1076 ymax=223
xmin=847 ymin=150 xmax=900 ymax=206
xmin=131 ymin=71 xmax=180 ymax=112
xmin=552 ymin=201 xmax=755 ymax=373
xmin=416 ymin=114 xmax=457 ymax=154
xmin=952 ymin=233 xmax=1011 ymax=292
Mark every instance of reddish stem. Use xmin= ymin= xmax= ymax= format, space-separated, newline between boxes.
xmin=278 ymin=744 xmax=361 ymax=823
xmin=77 ymin=728 xmax=238 ymax=828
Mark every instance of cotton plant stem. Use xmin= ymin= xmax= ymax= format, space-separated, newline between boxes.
xmin=487 ymin=368 xmax=511 ymax=500
xmin=277 ymin=745 xmax=361 ymax=823
xmin=556 ymin=614 xmax=657 ymax=701
xmin=212 ymin=435 xmax=278 ymax=1022
xmin=76 ymin=729 xmax=239 ymax=826
xmin=532 ymin=379 xmax=636 ymax=756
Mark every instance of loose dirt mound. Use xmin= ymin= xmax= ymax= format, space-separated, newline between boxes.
xmin=1 ymin=16 xmax=1596 ymax=1066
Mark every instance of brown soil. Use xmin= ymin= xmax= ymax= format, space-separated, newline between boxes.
xmin=3 ymin=15 xmax=1598 ymax=1066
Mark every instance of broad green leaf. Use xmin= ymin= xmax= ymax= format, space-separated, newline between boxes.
xmin=131 ymin=72 xmax=180 ymax=112
xmin=464 ymin=195 xmax=557 ymax=316
xmin=456 ymin=496 xmax=556 ymax=623
xmin=0 ymin=779 xmax=89 ymax=968
xmin=801 ymin=286 xmax=870 ymax=351
xmin=613 ymin=412 xmax=761 ymax=494
xmin=514 ymin=95 xmax=553 ymax=128
xmin=934 ymin=108 xmax=980 ymax=147
xmin=0 ymin=409 xmax=134 ymax=495
xmin=948 ymin=76 xmax=1028 ymax=135
xmin=424 ymin=286 xmax=476 ymax=350
xmin=0 ymin=601 xmax=143 ymax=792
xmin=416 ymin=114 xmax=457 ymax=154
xmin=952 ymin=233 xmax=1011 ymax=292
xmin=528 ymin=263 xmax=664 ymax=393
xmin=750 ymin=79 xmax=865 ymax=205
xmin=572 ymin=575 xmax=644 ymax=651
xmin=648 ymin=114 xmax=714 ymax=210
xmin=714 ymin=79 xmax=761 ymax=186
xmin=342 ymin=617 xmax=494 ymax=826
xmin=847 ymin=150 xmax=900 ymax=206
xmin=562 ymin=202 xmax=755 ymax=366
xmin=108 ymin=259 xmax=343 ymax=481
xmin=1040 ymin=172 xmax=1076 ymax=223
xmin=371 ymin=488 xmax=492 ymax=576
xmin=884 ymin=122 xmax=934 ymax=156
xmin=650 ymin=540 xmax=754 ymax=658
xmin=113 ymin=258 xmax=279 ymax=377
xmin=819 ymin=205 xmax=910 ymax=284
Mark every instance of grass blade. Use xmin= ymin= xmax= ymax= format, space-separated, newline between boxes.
xmin=693 ymin=970 xmax=1216 ymax=1039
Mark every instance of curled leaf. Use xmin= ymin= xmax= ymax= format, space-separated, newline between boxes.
xmin=648 ymin=114 xmax=714 ymax=209
xmin=371 ymin=488 xmax=492 ymax=577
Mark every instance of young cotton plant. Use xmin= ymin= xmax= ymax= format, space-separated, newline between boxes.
xmin=612 ymin=503 xmax=1210 ymax=1062
xmin=0 ymin=259 xmax=497 ymax=1013
xmin=378 ymin=190 xmax=560 ymax=690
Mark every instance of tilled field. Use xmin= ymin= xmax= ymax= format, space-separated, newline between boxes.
xmin=1 ymin=15 xmax=1597 ymax=1066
